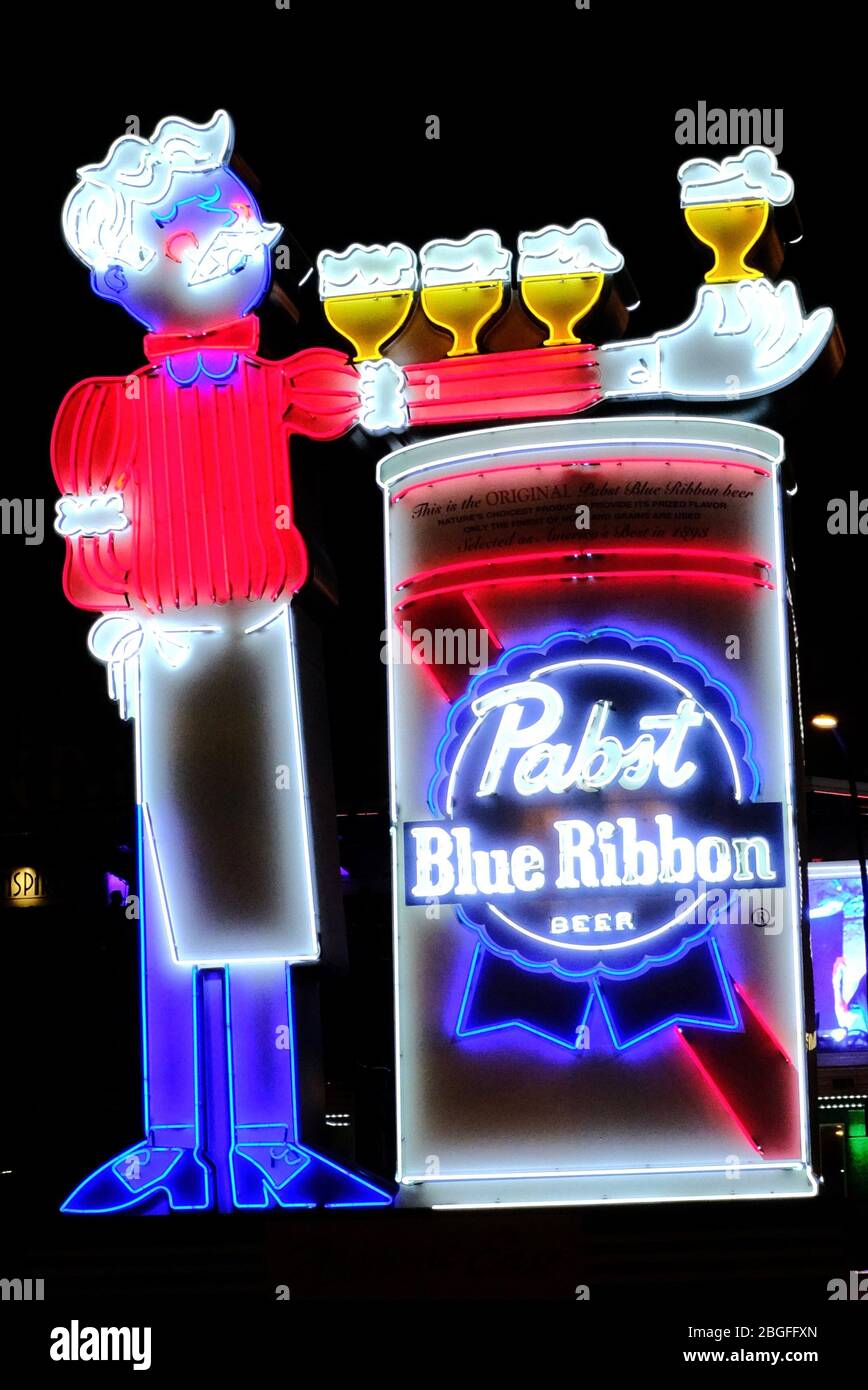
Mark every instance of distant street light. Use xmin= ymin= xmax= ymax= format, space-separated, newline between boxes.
xmin=810 ymin=713 xmax=868 ymax=934
xmin=811 ymin=713 xmax=839 ymax=731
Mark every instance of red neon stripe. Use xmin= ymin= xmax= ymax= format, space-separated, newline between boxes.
xmin=733 ymin=983 xmax=794 ymax=1067
xmin=392 ymin=455 xmax=772 ymax=503
xmin=262 ymin=365 xmax=287 ymax=603
xmin=462 ymin=593 xmax=503 ymax=654
xmin=675 ymin=1028 xmax=764 ymax=1154
xmin=78 ymin=538 xmax=127 ymax=597
xmin=394 ymin=622 xmax=455 ymax=701
xmin=404 ymin=342 xmax=597 ymax=379
xmin=85 ymin=538 xmax=130 ymax=594
xmin=395 ymin=570 xmax=774 ymax=613
xmin=171 ymin=376 xmax=195 ymax=607
xmin=406 ymin=372 xmax=600 ymax=402
xmin=812 ymin=789 xmax=868 ymax=801
xmin=407 ymin=384 xmax=599 ymax=415
xmin=104 ymin=532 xmax=130 ymax=585
xmin=406 ymin=362 xmax=600 ymax=392
xmin=397 ymin=546 xmax=773 ymax=591
xmin=53 ymin=339 xmax=334 ymax=615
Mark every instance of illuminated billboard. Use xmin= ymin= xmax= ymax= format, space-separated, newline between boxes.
xmin=50 ymin=112 xmax=837 ymax=1214
xmin=808 ymin=862 xmax=867 ymax=1053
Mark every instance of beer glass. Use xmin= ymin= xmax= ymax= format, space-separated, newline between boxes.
xmin=317 ymin=242 xmax=417 ymax=361
xmin=517 ymin=219 xmax=622 ymax=345
xmin=419 ymin=232 xmax=512 ymax=357
xmin=322 ymin=288 xmax=415 ymax=361
xmin=519 ymin=271 xmax=604 ymax=346
xmin=683 ymin=199 xmax=769 ymax=284
xmin=420 ymin=280 xmax=506 ymax=356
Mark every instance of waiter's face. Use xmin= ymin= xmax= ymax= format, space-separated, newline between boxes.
xmin=114 ymin=168 xmax=281 ymax=333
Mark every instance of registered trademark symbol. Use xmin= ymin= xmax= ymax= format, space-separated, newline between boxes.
xmin=753 ymin=907 xmax=771 ymax=926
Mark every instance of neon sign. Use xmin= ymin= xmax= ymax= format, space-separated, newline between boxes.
xmin=318 ymin=144 xmax=835 ymax=408
xmin=517 ymin=219 xmax=623 ymax=345
xmin=50 ymin=111 xmax=838 ymax=1214
xmin=53 ymin=111 xmax=391 ymax=1213
xmin=419 ymin=231 xmax=512 ymax=357
xmin=380 ymin=415 xmax=814 ymax=1206
xmin=405 ymin=630 xmax=785 ymax=1051
xmin=678 ymin=146 xmax=793 ymax=284
xmin=5 ymin=868 xmax=52 ymax=907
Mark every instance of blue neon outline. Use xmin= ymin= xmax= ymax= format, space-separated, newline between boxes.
xmin=190 ymin=967 xmax=210 ymax=1193
xmin=285 ymin=963 xmax=300 ymax=1138
xmin=456 ymin=928 xmax=743 ymax=1053
xmin=592 ymin=937 xmax=741 ymax=1050
xmin=231 ymin=1142 xmax=314 ymax=1211
xmin=455 ymin=907 xmax=722 ymax=985
xmin=89 ymin=166 xmax=277 ymax=331
xmin=61 ymin=809 xmax=211 ymax=1213
xmin=152 ymin=183 xmax=239 ymax=229
xmin=60 ymin=1141 xmax=206 ymax=1214
xmin=427 ymin=628 xmax=761 ymax=1054
xmin=165 ymin=352 xmax=239 ymax=385
xmin=66 ymin=656 xmax=390 ymax=1214
xmin=428 ymin=626 xmax=761 ymax=817
xmin=306 ymin=1145 xmax=394 ymax=1208
xmin=424 ymin=626 xmax=764 ymax=983
xmin=137 ymin=803 xmax=149 ymax=1135
xmin=455 ymin=942 xmax=595 ymax=1051
xmin=59 ymin=1123 xmax=211 ymax=1214
xmin=225 ymin=965 xmax=392 ymax=1210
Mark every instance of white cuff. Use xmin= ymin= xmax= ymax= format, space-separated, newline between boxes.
xmin=55 ymin=493 xmax=129 ymax=538
xmin=598 ymin=339 xmax=662 ymax=398
xmin=358 ymin=359 xmax=408 ymax=435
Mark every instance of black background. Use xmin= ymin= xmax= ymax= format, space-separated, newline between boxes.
xmin=1 ymin=0 xmax=864 ymax=1342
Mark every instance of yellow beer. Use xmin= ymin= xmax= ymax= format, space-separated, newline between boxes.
xmin=420 ymin=280 xmax=505 ymax=357
xmin=520 ymin=271 xmax=604 ymax=345
xmin=683 ymin=199 xmax=769 ymax=284
xmin=323 ymin=288 xmax=415 ymax=362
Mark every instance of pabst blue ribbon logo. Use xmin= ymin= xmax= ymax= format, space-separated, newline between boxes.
xmin=405 ymin=628 xmax=786 ymax=1049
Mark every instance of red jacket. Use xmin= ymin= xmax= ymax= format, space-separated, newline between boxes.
xmin=51 ymin=317 xmax=360 ymax=613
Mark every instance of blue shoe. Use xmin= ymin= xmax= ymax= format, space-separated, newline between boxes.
xmin=61 ymin=1139 xmax=212 ymax=1214
xmin=230 ymin=1132 xmax=392 ymax=1209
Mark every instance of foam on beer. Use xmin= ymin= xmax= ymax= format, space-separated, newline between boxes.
xmin=678 ymin=146 xmax=794 ymax=206
xmin=419 ymin=230 xmax=511 ymax=287
xmin=517 ymin=219 xmax=624 ymax=279
xmin=317 ymin=242 xmax=417 ymax=298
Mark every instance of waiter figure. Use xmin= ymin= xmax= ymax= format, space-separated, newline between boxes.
xmin=54 ymin=110 xmax=391 ymax=1211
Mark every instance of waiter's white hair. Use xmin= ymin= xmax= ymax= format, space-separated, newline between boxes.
xmin=62 ymin=110 xmax=234 ymax=272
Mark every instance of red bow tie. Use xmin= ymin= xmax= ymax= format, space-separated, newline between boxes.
xmin=144 ymin=316 xmax=260 ymax=363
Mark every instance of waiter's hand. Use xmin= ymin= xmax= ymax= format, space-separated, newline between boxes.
xmin=600 ymin=278 xmax=835 ymax=401
xmin=54 ymin=491 xmax=129 ymax=538
xmin=357 ymin=359 xmax=408 ymax=434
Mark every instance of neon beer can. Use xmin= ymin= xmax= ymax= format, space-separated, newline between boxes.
xmin=378 ymin=416 xmax=812 ymax=1207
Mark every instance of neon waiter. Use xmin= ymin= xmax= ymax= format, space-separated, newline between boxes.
xmin=53 ymin=111 xmax=392 ymax=1212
